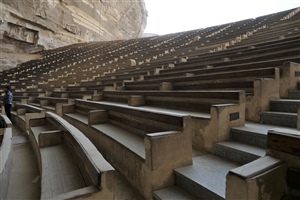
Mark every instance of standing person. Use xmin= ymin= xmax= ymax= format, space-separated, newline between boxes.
xmin=3 ymin=86 xmax=13 ymax=122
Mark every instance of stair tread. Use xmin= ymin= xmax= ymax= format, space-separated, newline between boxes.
xmin=154 ymin=186 xmax=196 ymax=200
xmin=271 ymin=99 xmax=300 ymax=103
xmin=216 ymin=141 xmax=266 ymax=157
xmin=261 ymin=111 xmax=297 ymax=116
xmin=231 ymin=122 xmax=287 ymax=136
xmin=175 ymin=154 xmax=239 ymax=198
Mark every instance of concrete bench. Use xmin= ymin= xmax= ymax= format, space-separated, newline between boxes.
xmin=11 ymin=103 xmax=45 ymax=131
xmin=146 ymin=57 xmax=300 ymax=82
xmin=51 ymin=90 xmax=95 ymax=100
xmin=125 ymin=67 xmax=279 ymax=90
xmin=97 ymin=91 xmax=245 ymax=149
xmin=99 ymin=90 xmax=244 ymax=112
xmin=61 ymin=99 xmax=192 ymax=199
xmin=171 ymin=43 xmax=300 ymax=72
xmin=126 ymin=67 xmax=280 ymax=121
xmin=28 ymin=97 xmax=70 ymax=113
xmin=28 ymin=112 xmax=114 ymax=199
xmin=0 ymin=115 xmax=13 ymax=200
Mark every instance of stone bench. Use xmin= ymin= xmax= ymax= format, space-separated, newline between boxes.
xmin=126 ymin=67 xmax=281 ymax=122
xmin=0 ymin=115 xmax=13 ymax=200
xmin=146 ymin=57 xmax=299 ymax=82
xmin=180 ymin=40 xmax=300 ymax=69
xmin=28 ymin=112 xmax=114 ymax=199
xmin=51 ymin=90 xmax=94 ymax=100
xmin=99 ymin=90 xmax=244 ymax=112
xmin=11 ymin=103 xmax=46 ymax=131
xmin=61 ymin=99 xmax=192 ymax=199
xmin=96 ymin=91 xmax=245 ymax=150
xmin=28 ymin=96 xmax=70 ymax=113
xmin=125 ymin=67 xmax=279 ymax=90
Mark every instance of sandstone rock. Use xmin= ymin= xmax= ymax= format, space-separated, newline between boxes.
xmin=0 ymin=0 xmax=147 ymax=70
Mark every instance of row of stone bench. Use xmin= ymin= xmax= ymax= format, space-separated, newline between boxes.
xmin=8 ymin=88 xmax=245 ymax=199
xmin=4 ymin=62 xmax=298 ymax=124
xmin=10 ymin=104 xmax=115 ymax=199
xmin=2 ymin=10 xmax=296 ymax=85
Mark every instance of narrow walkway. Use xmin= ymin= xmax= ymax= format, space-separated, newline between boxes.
xmin=5 ymin=125 xmax=143 ymax=200
xmin=6 ymin=126 xmax=40 ymax=200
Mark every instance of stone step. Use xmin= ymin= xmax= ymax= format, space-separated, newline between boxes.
xmin=231 ymin=124 xmax=268 ymax=148
xmin=270 ymin=99 xmax=300 ymax=113
xmin=153 ymin=186 xmax=196 ymax=200
xmin=214 ymin=141 xmax=265 ymax=165
xmin=260 ymin=111 xmax=298 ymax=128
xmin=288 ymin=90 xmax=300 ymax=99
xmin=174 ymin=154 xmax=239 ymax=200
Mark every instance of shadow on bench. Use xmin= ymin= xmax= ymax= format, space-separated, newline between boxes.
xmin=11 ymin=103 xmax=46 ymax=131
xmin=94 ymin=90 xmax=246 ymax=152
xmin=61 ymin=99 xmax=193 ymax=199
xmin=29 ymin=112 xmax=114 ymax=199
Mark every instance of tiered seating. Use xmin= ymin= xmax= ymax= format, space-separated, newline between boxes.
xmin=1 ymin=7 xmax=300 ymax=200
xmin=8 ymin=102 xmax=115 ymax=199
xmin=61 ymin=99 xmax=193 ymax=198
xmin=11 ymin=103 xmax=46 ymax=131
xmin=28 ymin=112 xmax=114 ymax=199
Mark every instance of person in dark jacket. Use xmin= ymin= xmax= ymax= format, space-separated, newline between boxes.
xmin=3 ymin=86 xmax=13 ymax=122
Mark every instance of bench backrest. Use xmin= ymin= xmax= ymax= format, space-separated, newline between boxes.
xmin=15 ymin=103 xmax=45 ymax=114
xmin=45 ymin=112 xmax=114 ymax=187
xmin=102 ymin=90 xmax=244 ymax=112
xmin=35 ymin=97 xmax=69 ymax=105
xmin=75 ymin=99 xmax=184 ymax=137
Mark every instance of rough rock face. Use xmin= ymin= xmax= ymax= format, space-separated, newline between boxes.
xmin=0 ymin=0 xmax=147 ymax=70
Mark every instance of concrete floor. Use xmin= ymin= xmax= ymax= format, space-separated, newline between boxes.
xmin=5 ymin=125 xmax=143 ymax=200
xmin=6 ymin=126 xmax=40 ymax=200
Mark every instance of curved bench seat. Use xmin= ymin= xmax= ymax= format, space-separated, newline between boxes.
xmin=28 ymin=112 xmax=115 ymax=200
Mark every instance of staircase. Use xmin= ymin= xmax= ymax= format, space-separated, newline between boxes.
xmin=154 ymin=124 xmax=268 ymax=200
xmin=260 ymin=82 xmax=300 ymax=128
xmin=154 ymin=83 xmax=300 ymax=200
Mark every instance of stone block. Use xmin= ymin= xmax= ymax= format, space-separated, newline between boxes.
xmin=127 ymin=59 xmax=136 ymax=67
xmin=160 ymin=82 xmax=173 ymax=91
xmin=38 ymin=130 xmax=63 ymax=148
xmin=128 ymin=95 xmax=145 ymax=107
xmin=92 ymin=94 xmax=104 ymax=101
xmin=40 ymin=100 xmax=49 ymax=106
xmin=194 ymin=36 xmax=201 ymax=41
xmin=88 ymin=110 xmax=108 ymax=125
xmin=179 ymin=57 xmax=187 ymax=63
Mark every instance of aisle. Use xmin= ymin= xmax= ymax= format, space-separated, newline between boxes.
xmin=5 ymin=125 xmax=144 ymax=200
xmin=6 ymin=126 xmax=40 ymax=200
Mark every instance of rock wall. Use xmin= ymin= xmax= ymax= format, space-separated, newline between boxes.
xmin=0 ymin=0 xmax=147 ymax=70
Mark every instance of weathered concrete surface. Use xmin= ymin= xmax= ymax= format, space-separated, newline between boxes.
xmin=0 ymin=0 xmax=147 ymax=69
xmin=6 ymin=126 xmax=41 ymax=200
